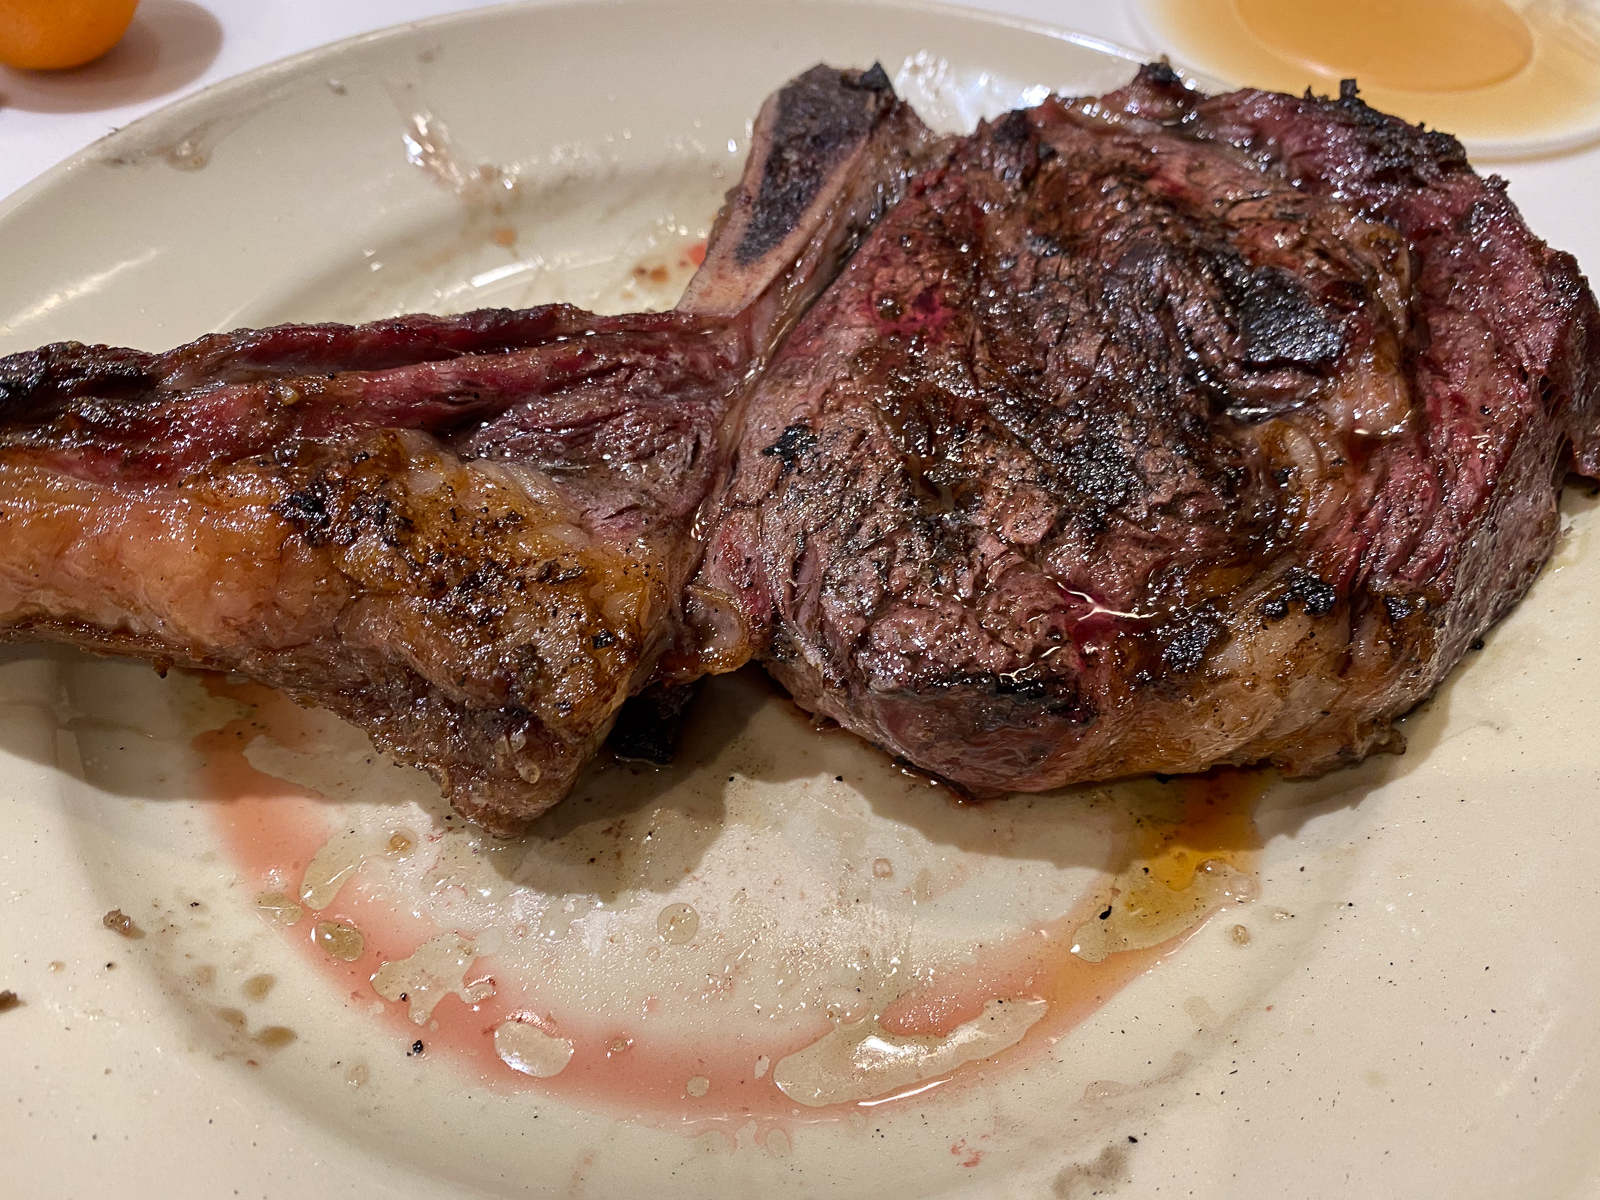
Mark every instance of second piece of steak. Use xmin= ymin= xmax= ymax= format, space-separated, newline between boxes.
xmin=694 ymin=66 xmax=1600 ymax=792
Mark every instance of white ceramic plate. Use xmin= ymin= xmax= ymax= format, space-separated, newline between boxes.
xmin=3 ymin=3 xmax=1600 ymax=1198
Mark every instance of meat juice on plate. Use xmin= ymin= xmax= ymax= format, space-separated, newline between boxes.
xmin=197 ymin=668 xmax=1262 ymax=1134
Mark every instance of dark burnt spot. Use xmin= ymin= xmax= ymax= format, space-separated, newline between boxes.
xmin=1062 ymin=424 xmax=1139 ymax=516
xmin=979 ymin=109 xmax=1040 ymax=186
xmin=1419 ymin=128 xmax=1469 ymax=169
xmin=1383 ymin=593 xmax=1417 ymax=622
xmin=851 ymin=62 xmax=892 ymax=93
xmin=735 ymin=65 xmax=895 ymax=266
xmin=1289 ymin=569 xmax=1338 ymax=617
xmin=534 ymin=559 xmax=586 ymax=585
xmin=273 ymin=483 xmax=332 ymax=545
xmin=768 ymin=621 xmax=800 ymax=663
xmin=452 ymin=566 xmax=513 ymax=627
xmin=921 ymin=667 xmax=1090 ymax=718
xmin=1161 ymin=608 xmax=1226 ymax=674
xmin=1142 ymin=60 xmax=1184 ymax=88
xmin=348 ymin=492 xmax=412 ymax=548
xmin=1317 ymin=80 xmax=1467 ymax=183
xmin=762 ymin=424 xmax=817 ymax=474
xmin=274 ymin=470 xmax=416 ymax=550
xmin=987 ymin=670 xmax=1049 ymax=699
xmin=591 ymin=629 xmax=616 ymax=649
xmin=1454 ymin=199 xmax=1503 ymax=240
xmin=1262 ymin=569 xmax=1339 ymax=620
xmin=1218 ymin=256 xmax=1344 ymax=371
xmin=0 ymin=350 xmax=51 ymax=406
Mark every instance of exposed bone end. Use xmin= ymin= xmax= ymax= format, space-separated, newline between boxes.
xmin=679 ymin=63 xmax=944 ymax=340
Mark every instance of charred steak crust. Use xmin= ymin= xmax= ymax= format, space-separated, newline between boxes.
xmin=695 ymin=66 xmax=1600 ymax=793
xmin=0 ymin=64 xmax=1595 ymax=832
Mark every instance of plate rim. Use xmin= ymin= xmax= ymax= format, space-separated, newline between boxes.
xmin=10 ymin=4 xmax=1594 ymax=1197
xmin=0 ymin=0 xmax=1157 ymax=235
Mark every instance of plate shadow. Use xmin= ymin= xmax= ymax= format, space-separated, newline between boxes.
xmin=0 ymin=1 xmax=222 ymax=115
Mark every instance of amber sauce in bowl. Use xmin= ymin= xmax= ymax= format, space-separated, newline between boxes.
xmin=1137 ymin=0 xmax=1600 ymax=157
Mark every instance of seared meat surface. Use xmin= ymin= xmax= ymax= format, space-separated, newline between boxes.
xmin=694 ymin=66 xmax=1600 ymax=792
xmin=0 ymin=64 xmax=1596 ymax=830
xmin=0 ymin=65 xmax=937 ymax=833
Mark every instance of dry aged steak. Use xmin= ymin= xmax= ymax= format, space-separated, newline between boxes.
xmin=0 ymin=65 xmax=937 ymax=833
xmin=692 ymin=65 xmax=1600 ymax=794
xmin=0 ymin=64 xmax=1595 ymax=833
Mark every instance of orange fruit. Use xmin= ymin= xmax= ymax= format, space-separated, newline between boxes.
xmin=0 ymin=0 xmax=140 ymax=71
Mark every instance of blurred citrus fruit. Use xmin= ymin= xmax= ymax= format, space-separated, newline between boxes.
xmin=0 ymin=0 xmax=140 ymax=70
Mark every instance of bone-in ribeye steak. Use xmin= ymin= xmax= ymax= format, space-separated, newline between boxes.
xmin=696 ymin=66 xmax=1600 ymax=792
xmin=0 ymin=65 xmax=1595 ymax=831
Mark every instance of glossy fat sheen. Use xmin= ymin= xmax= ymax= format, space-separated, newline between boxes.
xmin=698 ymin=67 xmax=1600 ymax=793
xmin=0 ymin=65 xmax=937 ymax=834
xmin=0 ymin=429 xmax=666 ymax=823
